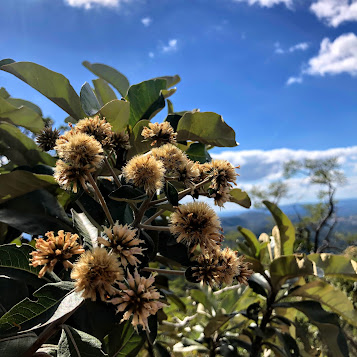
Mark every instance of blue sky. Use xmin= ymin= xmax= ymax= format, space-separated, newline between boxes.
xmin=1 ymin=0 xmax=357 ymax=209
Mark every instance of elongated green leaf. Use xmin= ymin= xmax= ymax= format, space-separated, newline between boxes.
xmin=0 ymin=282 xmax=76 ymax=334
xmin=0 ymin=244 xmax=59 ymax=288
xmin=229 ymin=188 xmax=251 ymax=209
xmin=127 ymin=120 xmax=151 ymax=158
xmin=164 ymin=181 xmax=178 ymax=206
xmin=263 ymin=201 xmax=295 ymax=256
xmin=0 ymin=59 xmax=15 ymax=67
xmin=99 ymin=99 xmax=130 ymax=133
xmin=1 ymin=61 xmax=84 ymax=119
xmin=308 ymin=253 xmax=357 ymax=280
xmin=185 ymin=143 xmax=211 ymax=163
xmin=0 ymin=87 xmax=10 ymax=99
xmin=243 ymin=256 xmax=265 ymax=275
xmin=71 ymin=209 xmax=98 ymax=250
xmin=126 ymin=79 xmax=167 ymax=126
xmin=83 ymin=61 xmax=129 ymax=97
xmin=0 ymin=171 xmax=57 ymax=204
xmin=0 ymin=96 xmax=44 ymax=133
xmin=287 ymin=280 xmax=357 ymax=327
xmin=6 ymin=97 xmax=43 ymax=116
xmin=275 ymin=301 xmax=349 ymax=357
xmin=153 ymin=75 xmax=181 ymax=88
xmin=93 ymin=78 xmax=117 ymax=106
xmin=204 ymin=313 xmax=235 ymax=338
xmin=0 ymin=122 xmax=56 ymax=167
xmin=80 ymin=82 xmax=102 ymax=116
xmin=238 ymin=227 xmax=260 ymax=258
xmin=0 ymin=333 xmax=37 ymax=357
xmin=176 ymin=112 xmax=237 ymax=147
xmin=58 ymin=325 xmax=107 ymax=357
xmin=104 ymin=321 xmax=146 ymax=357
xmin=270 ymin=255 xmax=314 ymax=289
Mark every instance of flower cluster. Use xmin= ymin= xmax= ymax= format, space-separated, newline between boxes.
xmin=142 ymin=121 xmax=177 ymax=147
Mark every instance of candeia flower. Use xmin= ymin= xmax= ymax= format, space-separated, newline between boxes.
xmin=36 ymin=127 xmax=60 ymax=151
xmin=55 ymin=131 xmax=103 ymax=168
xmin=111 ymin=131 xmax=131 ymax=151
xmin=235 ymin=256 xmax=254 ymax=285
xmin=98 ymin=224 xmax=145 ymax=267
xmin=76 ymin=115 xmax=113 ymax=148
xmin=207 ymin=160 xmax=238 ymax=191
xmin=169 ymin=201 xmax=223 ymax=252
xmin=141 ymin=122 xmax=177 ymax=147
xmin=151 ymin=144 xmax=188 ymax=175
xmin=123 ymin=154 xmax=165 ymax=194
xmin=30 ymin=231 xmax=84 ymax=278
xmin=110 ymin=270 xmax=165 ymax=331
xmin=71 ymin=247 xmax=124 ymax=302
xmin=212 ymin=186 xmax=232 ymax=208
xmin=177 ymin=160 xmax=200 ymax=190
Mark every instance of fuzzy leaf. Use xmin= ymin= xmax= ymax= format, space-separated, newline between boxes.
xmin=71 ymin=209 xmax=98 ymax=250
xmin=80 ymin=82 xmax=102 ymax=116
xmin=0 ymin=333 xmax=37 ymax=357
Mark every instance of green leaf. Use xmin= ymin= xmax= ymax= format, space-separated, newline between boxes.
xmin=82 ymin=61 xmax=130 ymax=97
xmin=0 ymin=87 xmax=10 ymax=99
xmin=0 ymin=282 xmax=78 ymax=335
xmin=270 ymin=255 xmax=314 ymax=289
xmin=243 ymin=256 xmax=265 ymax=275
xmin=0 ymin=96 xmax=44 ymax=133
xmin=237 ymin=227 xmax=260 ymax=258
xmin=153 ymin=75 xmax=181 ymax=88
xmin=126 ymin=79 xmax=167 ymax=126
xmin=176 ymin=112 xmax=237 ymax=147
xmin=161 ymin=88 xmax=176 ymax=99
xmin=204 ymin=313 xmax=235 ymax=338
xmin=167 ymin=99 xmax=174 ymax=114
xmin=93 ymin=78 xmax=117 ymax=106
xmin=0 ymin=333 xmax=37 ymax=357
xmin=229 ymin=188 xmax=251 ymax=209
xmin=0 ymin=277 xmax=29 ymax=315
xmin=287 ymin=279 xmax=357 ymax=327
xmin=0 ymin=59 xmax=15 ymax=67
xmin=6 ymin=97 xmax=43 ymax=116
xmin=308 ymin=253 xmax=357 ymax=280
xmin=0 ymin=189 xmax=74 ymax=235
xmin=104 ymin=321 xmax=146 ymax=357
xmin=80 ymin=82 xmax=102 ymax=116
xmin=71 ymin=209 xmax=98 ymax=250
xmin=1 ymin=61 xmax=84 ymax=119
xmin=164 ymin=182 xmax=178 ymax=206
xmin=190 ymin=289 xmax=214 ymax=312
xmin=127 ymin=120 xmax=151 ymax=158
xmin=263 ymin=201 xmax=295 ymax=256
xmin=0 ymin=122 xmax=56 ymax=167
xmin=99 ymin=99 xmax=130 ymax=133
xmin=0 ymin=244 xmax=59 ymax=289
xmin=185 ymin=143 xmax=211 ymax=163
xmin=0 ymin=171 xmax=57 ymax=204
xmin=160 ymin=289 xmax=186 ymax=313
xmin=109 ymin=185 xmax=147 ymax=203
xmin=58 ymin=325 xmax=107 ymax=357
xmin=275 ymin=301 xmax=349 ymax=357
xmin=248 ymin=278 xmax=268 ymax=298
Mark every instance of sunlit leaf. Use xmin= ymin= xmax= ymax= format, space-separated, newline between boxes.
xmin=80 ymin=82 xmax=102 ymax=116
xmin=230 ymin=188 xmax=251 ymax=209
xmin=237 ymin=227 xmax=260 ymax=258
xmin=99 ymin=99 xmax=130 ymax=133
xmin=93 ymin=78 xmax=117 ymax=106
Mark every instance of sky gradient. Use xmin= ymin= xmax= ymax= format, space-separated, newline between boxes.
xmin=1 ymin=0 xmax=356 ymax=211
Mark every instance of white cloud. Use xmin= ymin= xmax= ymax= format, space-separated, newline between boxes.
xmin=310 ymin=0 xmax=357 ymax=27
xmin=305 ymin=33 xmax=357 ymax=76
xmin=161 ymin=39 xmax=178 ymax=53
xmin=233 ymin=0 xmax=293 ymax=8
xmin=148 ymin=52 xmax=154 ymax=58
xmin=275 ymin=41 xmax=309 ymax=54
xmin=286 ymin=76 xmax=303 ymax=85
xmin=141 ymin=17 xmax=152 ymax=27
xmin=64 ymin=0 xmax=132 ymax=9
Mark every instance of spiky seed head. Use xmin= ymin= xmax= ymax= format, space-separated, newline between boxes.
xmin=36 ymin=127 xmax=60 ymax=151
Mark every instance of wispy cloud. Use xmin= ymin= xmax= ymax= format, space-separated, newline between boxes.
xmin=141 ymin=17 xmax=152 ymax=27
xmin=148 ymin=52 xmax=154 ymax=58
xmin=233 ymin=0 xmax=293 ymax=9
xmin=275 ymin=41 xmax=309 ymax=54
xmin=64 ymin=0 xmax=131 ymax=9
xmin=310 ymin=0 xmax=357 ymax=28
xmin=286 ymin=76 xmax=303 ymax=85
xmin=161 ymin=39 xmax=178 ymax=53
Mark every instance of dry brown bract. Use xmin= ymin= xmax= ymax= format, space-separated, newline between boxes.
xmin=36 ymin=127 xmax=60 ymax=152
xmin=111 ymin=131 xmax=131 ymax=151
xmin=142 ymin=122 xmax=177 ymax=147
xmin=123 ymin=154 xmax=165 ymax=194
xmin=110 ymin=270 xmax=165 ymax=331
xmin=30 ymin=230 xmax=84 ymax=278
xmin=212 ymin=186 xmax=232 ymax=207
xmin=76 ymin=116 xmax=113 ymax=148
xmin=71 ymin=247 xmax=124 ymax=302
xmin=55 ymin=131 xmax=103 ymax=168
xmin=169 ymin=201 xmax=223 ymax=252
xmin=151 ymin=144 xmax=188 ymax=175
xmin=235 ymin=255 xmax=253 ymax=285
xmin=98 ymin=224 xmax=145 ymax=268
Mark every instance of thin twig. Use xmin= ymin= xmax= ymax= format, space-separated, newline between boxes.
xmin=142 ymin=267 xmax=185 ymax=276
xmin=143 ymin=209 xmax=165 ymax=225
xmin=104 ymin=156 xmax=122 ymax=189
xmin=140 ymin=224 xmax=171 ymax=232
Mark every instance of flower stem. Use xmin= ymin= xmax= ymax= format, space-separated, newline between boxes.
xmin=87 ymin=173 xmax=115 ymax=226
xmin=143 ymin=209 xmax=165 ymax=225
xmin=140 ymin=224 xmax=171 ymax=232
xmin=104 ymin=156 xmax=122 ymax=189
xmin=142 ymin=267 xmax=185 ymax=276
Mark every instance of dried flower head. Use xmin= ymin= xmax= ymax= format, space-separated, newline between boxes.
xmin=219 ymin=248 xmax=242 ymax=285
xmin=98 ymin=224 xmax=145 ymax=267
xmin=54 ymin=160 xmax=95 ymax=193
xmin=212 ymin=186 xmax=232 ymax=207
xmin=142 ymin=122 xmax=177 ymax=147
xmin=123 ymin=154 xmax=165 ymax=193
xmin=235 ymin=256 xmax=253 ymax=285
xmin=169 ymin=201 xmax=223 ymax=252
xmin=111 ymin=131 xmax=131 ymax=151
xmin=76 ymin=116 xmax=113 ymax=147
xmin=36 ymin=127 xmax=60 ymax=151
xmin=210 ymin=160 xmax=238 ymax=190
xmin=55 ymin=131 xmax=103 ymax=168
xmin=151 ymin=144 xmax=188 ymax=175
xmin=177 ymin=160 xmax=200 ymax=189
xmin=71 ymin=247 xmax=124 ymax=302
xmin=30 ymin=231 xmax=84 ymax=278
xmin=110 ymin=270 xmax=165 ymax=331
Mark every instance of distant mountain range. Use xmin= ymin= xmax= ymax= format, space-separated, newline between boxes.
xmin=220 ymin=198 xmax=357 ymax=238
